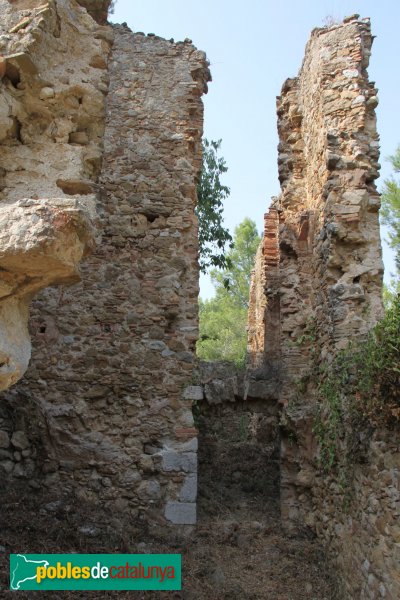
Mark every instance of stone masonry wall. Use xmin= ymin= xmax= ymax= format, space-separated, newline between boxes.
xmin=312 ymin=429 xmax=400 ymax=599
xmin=1 ymin=1 xmax=209 ymax=528
xmin=277 ymin=14 xmax=383 ymax=531
xmin=0 ymin=0 xmax=109 ymax=388
xmin=247 ymin=15 xmax=398 ymax=599
xmin=1 ymin=3 xmax=397 ymax=592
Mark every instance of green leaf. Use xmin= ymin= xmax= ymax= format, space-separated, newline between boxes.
xmin=197 ymin=218 xmax=261 ymax=365
xmin=196 ymin=139 xmax=233 ymax=273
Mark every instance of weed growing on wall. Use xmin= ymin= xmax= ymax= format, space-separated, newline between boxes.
xmin=313 ymin=294 xmax=400 ymax=473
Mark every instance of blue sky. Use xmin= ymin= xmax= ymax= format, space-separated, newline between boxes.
xmin=111 ymin=1 xmax=399 ymax=298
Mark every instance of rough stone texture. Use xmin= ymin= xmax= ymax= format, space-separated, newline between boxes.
xmin=276 ymin=16 xmax=384 ymax=545
xmin=247 ymin=204 xmax=280 ymax=373
xmin=312 ymin=431 xmax=400 ymax=599
xmin=76 ymin=0 xmax=112 ymax=25
xmin=0 ymin=3 xmax=397 ymax=594
xmin=196 ymin=368 xmax=280 ymax=530
xmin=198 ymin=361 xmax=243 ymax=405
xmin=0 ymin=198 xmax=95 ymax=390
xmin=195 ymin=360 xmax=281 ymax=519
xmin=164 ymin=501 xmax=196 ymax=525
xmin=1 ymin=2 xmax=209 ymax=529
xmin=247 ymin=16 xmax=398 ymax=599
xmin=0 ymin=0 xmax=103 ymax=390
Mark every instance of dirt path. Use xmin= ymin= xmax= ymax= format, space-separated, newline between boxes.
xmin=0 ymin=413 xmax=339 ymax=600
xmin=0 ymin=480 xmax=339 ymax=600
xmin=182 ymin=491 xmax=338 ymax=599
xmin=187 ymin=420 xmax=339 ymax=600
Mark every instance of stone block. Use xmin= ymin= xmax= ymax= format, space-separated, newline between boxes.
xmin=164 ymin=501 xmax=196 ymax=525
xmin=176 ymin=437 xmax=198 ymax=452
xmin=162 ymin=450 xmax=197 ymax=473
xmin=137 ymin=480 xmax=161 ymax=501
xmin=179 ymin=474 xmax=197 ymax=502
xmin=204 ymin=377 xmax=239 ymax=404
xmin=0 ymin=430 xmax=10 ymax=448
xmin=11 ymin=431 xmax=29 ymax=450
xmin=0 ymin=460 xmax=14 ymax=474
xmin=182 ymin=385 xmax=203 ymax=401
xmin=244 ymin=378 xmax=280 ymax=401
xmin=342 ymin=189 xmax=369 ymax=205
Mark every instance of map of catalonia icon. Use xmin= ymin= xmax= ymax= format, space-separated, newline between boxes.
xmin=10 ymin=555 xmax=49 ymax=590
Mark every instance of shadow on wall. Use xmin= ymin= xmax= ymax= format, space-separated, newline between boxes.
xmin=194 ymin=361 xmax=281 ymax=517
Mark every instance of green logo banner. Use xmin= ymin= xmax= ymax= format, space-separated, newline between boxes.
xmin=10 ymin=554 xmax=181 ymax=591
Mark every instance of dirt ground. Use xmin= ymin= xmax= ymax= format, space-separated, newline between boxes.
xmin=0 ymin=404 xmax=340 ymax=599
xmin=0 ymin=485 xmax=339 ymax=600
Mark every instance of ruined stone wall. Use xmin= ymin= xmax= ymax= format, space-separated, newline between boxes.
xmin=277 ymin=15 xmax=383 ymax=531
xmin=1 ymin=3 xmax=397 ymax=592
xmin=247 ymin=204 xmax=280 ymax=373
xmin=247 ymin=15 xmax=399 ymax=599
xmin=313 ymin=430 xmax=400 ymax=599
xmin=0 ymin=1 xmax=209 ymax=528
xmin=0 ymin=0 xmax=108 ymax=389
xmin=247 ymin=242 xmax=267 ymax=369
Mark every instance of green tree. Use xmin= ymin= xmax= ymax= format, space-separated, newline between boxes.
xmin=381 ymin=145 xmax=400 ymax=273
xmin=211 ymin=217 xmax=261 ymax=308
xmin=197 ymin=218 xmax=261 ymax=365
xmin=381 ymin=146 xmax=400 ymax=305
xmin=196 ymin=139 xmax=233 ymax=273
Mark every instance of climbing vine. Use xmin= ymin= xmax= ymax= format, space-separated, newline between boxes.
xmin=313 ymin=294 xmax=400 ymax=473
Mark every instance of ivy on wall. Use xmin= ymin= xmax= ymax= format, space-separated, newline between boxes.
xmin=313 ymin=294 xmax=400 ymax=473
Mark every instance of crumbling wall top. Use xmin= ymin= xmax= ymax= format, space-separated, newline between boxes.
xmin=76 ymin=0 xmax=112 ymax=24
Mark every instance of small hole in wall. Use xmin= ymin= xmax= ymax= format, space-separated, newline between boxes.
xmin=5 ymin=62 xmax=20 ymax=87
xmin=165 ymin=312 xmax=179 ymax=333
xmin=140 ymin=210 xmax=159 ymax=223
xmin=39 ymin=326 xmax=46 ymax=334
xmin=78 ymin=96 xmax=83 ymax=105
xmin=279 ymin=240 xmax=298 ymax=259
xmin=353 ymin=275 xmax=361 ymax=284
xmin=326 ymin=266 xmax=344 ymax=282
xmin=12 ymin=117 xmax=23 ymax=143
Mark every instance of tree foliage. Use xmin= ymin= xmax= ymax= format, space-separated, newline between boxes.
xmin=381 ymin=146 xmax=400 ymax=275
xmin=196 ymin=139 xmax=233 ymax=274
xmin=197 ymin=218 xmax=261 ymax=366
xmin=197 ymin=297 xmax=248 ymax=365
xmin=211 ymin=218 xmax=261 ymax=309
